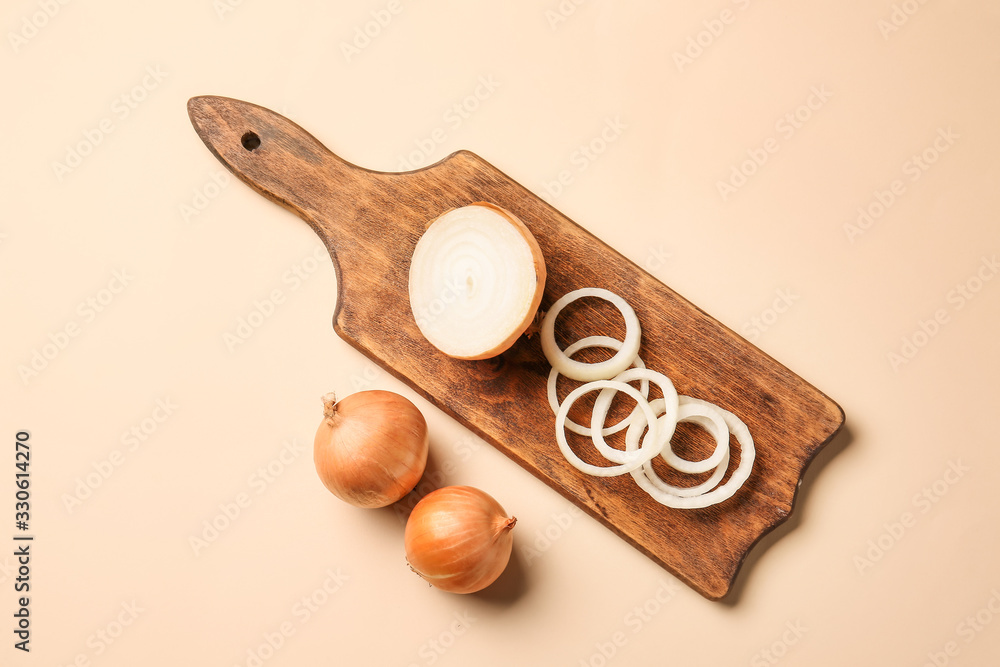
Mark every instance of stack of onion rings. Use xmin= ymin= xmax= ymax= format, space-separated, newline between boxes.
xmin=541 ymin=288 xmax=755 ymax=509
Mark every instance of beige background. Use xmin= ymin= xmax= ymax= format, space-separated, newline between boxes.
xmin=3 ymin=1 xmax=999 ymax=665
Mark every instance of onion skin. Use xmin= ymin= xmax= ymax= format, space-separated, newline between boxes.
xmin=404 ymin=486 xmax=516 ymax=594
xmin=313 ymin=390 xmax=428 ymax=508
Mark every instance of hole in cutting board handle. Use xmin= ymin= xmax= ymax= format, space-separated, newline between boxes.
xmin=241 ymin=131 xmax=261 ymax=151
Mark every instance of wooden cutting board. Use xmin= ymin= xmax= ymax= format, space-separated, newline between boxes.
xmin=188 ymin=96 xmax=844 ymax=600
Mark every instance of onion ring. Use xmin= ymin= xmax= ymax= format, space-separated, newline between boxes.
xmin=546 ymin=336 xmax=650 ymax=437
xmin=629 ymin=398 xmax=755 ymax=509
xmin=541 ymin=286 xmax=755 ymax=510
xmin=661 ymin=399 xmax=729 ymax=474
xmin=624 ymin=397 xmax=730 ymax=497
xmin=590 ymin=368 xmax=680 ymax=465
xmin=554 ymin=380 xmax=660 ymax=477
xmin=647 ymin=415 xmax=731 ymax=498
xmin=541 ymin=288 xmax=641 ymax=382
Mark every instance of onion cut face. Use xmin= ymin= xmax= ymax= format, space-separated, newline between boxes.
xmin=408 ymin=203 xmax=546 ymax=360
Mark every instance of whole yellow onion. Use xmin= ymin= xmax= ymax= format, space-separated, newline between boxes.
xmin=313 ymin=390 xmax=428 ymax=508
xmin=404 ymin=486 xmax=516 ymax=594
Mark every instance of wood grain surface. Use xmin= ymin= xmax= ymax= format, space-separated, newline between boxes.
xmin=187 ymin=95 xmax=845 ymax=600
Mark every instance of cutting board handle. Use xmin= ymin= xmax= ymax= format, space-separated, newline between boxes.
xmin=187 ymin=95 xmax=387 ymax=258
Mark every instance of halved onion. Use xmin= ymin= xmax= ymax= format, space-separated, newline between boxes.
xmin=408 ymin=203 xmax=546 ymax=360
